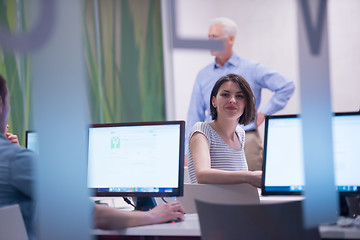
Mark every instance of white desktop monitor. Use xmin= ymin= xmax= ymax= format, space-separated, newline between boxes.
xmin=262 ymin=112 xmax=360 ymax=195
xmin=25 ymin=131 xmax=39 ymax=154
xmin=87 ymin=121 xmax=185 ymax=197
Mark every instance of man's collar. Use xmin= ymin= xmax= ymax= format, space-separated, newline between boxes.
xmin=213 ymin=53 xmax=239 ymax=68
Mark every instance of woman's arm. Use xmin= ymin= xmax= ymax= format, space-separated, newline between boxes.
xmin=94 ymin=201 xmax=184 ymax=230
xmin=190 ymin=132 xmax=262 ymax=187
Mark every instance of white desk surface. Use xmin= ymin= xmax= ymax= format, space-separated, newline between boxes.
xmin=259 ymin=195 xmax=305 ymax=203
xmin=94 ymin=213 xmax=200 ymax=236
xmin=93 ymin=196 xmax=360 ymax=239
xmin=320 ymin=225 xmax=360 ymax=239
xmin=92 ymin=197 xmax=134 ymax=210
xmin=94 ymin=212 xmax=360 ymax=239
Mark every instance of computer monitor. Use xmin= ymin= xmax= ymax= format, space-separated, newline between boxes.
xmin=25 ymin=131 xmax=39 ymax=154
xmin=262 ymin=112 xmax=360 ymax=196
xmin=87 ymin=121 xmax=185 ymax=200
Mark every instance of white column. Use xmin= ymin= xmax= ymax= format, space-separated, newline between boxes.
xmin=31 ymin=0 xmax=91 ymax=239
xmin=298 ymin=0 xmax=337 ymax=227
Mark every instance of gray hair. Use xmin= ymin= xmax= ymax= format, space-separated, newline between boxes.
xmin=210 ymin=17 xmax=238 ymax=38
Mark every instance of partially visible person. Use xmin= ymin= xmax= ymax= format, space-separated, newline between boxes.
xmin=0 ymin=74 xmax=184 ymax=238
xmin=186 ymin=17 xmax=295 ymax=171
xmin=0 ymin=74 xmax=36 ymax=239
xmin=94 ymin=201 xmax=184 ymax=230
xmin=188 ymin=74 xmax=262 ymax=188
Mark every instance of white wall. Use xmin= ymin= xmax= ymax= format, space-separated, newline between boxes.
xmin=328 ymin=0 xmax=360 ymax=112
xmin=168 ymin=0 xmax=360 ymax=138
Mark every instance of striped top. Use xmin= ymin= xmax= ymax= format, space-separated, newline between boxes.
xmin=187 ymin=122 xmax=248 ymax=184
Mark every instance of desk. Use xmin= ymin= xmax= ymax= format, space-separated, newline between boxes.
xmin=92 ymin=197 xmax=134 ymax=210
xmin=320 ymin=225 xmax=360 ymax=239
xmin=94 ymin=213 xmax=360 ymax=240
xmin=93 ymin=196 xmax=360 ymax=240
xmin=94 ymin=214 xmax=200 ymax=240
xmin=259 ymin=195 xmax=305 ymax=204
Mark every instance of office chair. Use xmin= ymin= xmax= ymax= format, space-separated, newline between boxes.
xmin=155 ymin=183 xmax=259 ymax=213
xmin=195 ymin=199 xmax=320 ymax=240
xmin=177 ymin=183 xmax=260 ymax=214
xmin=0 ymin=204 xmax=28 ymax=240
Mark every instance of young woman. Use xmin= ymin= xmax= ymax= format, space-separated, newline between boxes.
xmin=187 ymin=74 xmax=262 ymax=188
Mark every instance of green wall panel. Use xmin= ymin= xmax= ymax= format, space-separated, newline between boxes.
xmin=1 ymin=0 xmax=165 ymax=146
xmin=84 ymin=0 xmax=165 ymax=124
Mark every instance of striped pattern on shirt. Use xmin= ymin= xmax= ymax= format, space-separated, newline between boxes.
xmin=187 ymin=122 xmax=248 ymax=184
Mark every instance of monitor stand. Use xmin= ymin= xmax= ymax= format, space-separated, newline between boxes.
xmin=339 ymin=193 xmax=360 ymax=217
xmin=134 ymin=197 xmax=157 ymax=211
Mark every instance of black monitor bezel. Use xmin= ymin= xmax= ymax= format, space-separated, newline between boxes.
xmin=25 ymin=130 xmax=36 ymax=149
xmin=261 ymin=114 xmax=300 ymax=196
xmin=261 ymin=111 xmax=360 ymax=196
xmin=87 ymin=120 xmax=185 ymax=197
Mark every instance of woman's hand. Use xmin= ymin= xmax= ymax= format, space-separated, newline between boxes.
xmin=248 ymin=170 xmax=263 ymax=188
xmin=148 ymin=201 xmax=185 ymax=223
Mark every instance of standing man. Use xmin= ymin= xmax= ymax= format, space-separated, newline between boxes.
xmin=186 ymin=18 xmax=295 ymax=171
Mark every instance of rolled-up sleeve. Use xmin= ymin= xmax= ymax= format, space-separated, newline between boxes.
xmin=255 ymin=63 xmax=295 ymax=116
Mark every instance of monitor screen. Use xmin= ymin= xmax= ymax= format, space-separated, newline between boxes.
xmin=87 ymin=121 xmax=185 ymax=197
xmin=25 ymin=131 xmax=39 ymax=154
xmin=262 ymin=112 xmax=360 ymax=195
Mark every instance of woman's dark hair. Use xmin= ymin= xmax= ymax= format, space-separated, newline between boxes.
xmin=210 ymin=73 xmax=256 ymax=125
xmin=0 ymin=75 xmax=7 ymax=105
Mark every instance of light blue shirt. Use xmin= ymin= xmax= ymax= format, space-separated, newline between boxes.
xmin=0 ymin=134 xmax=36 ymax=239
xmin=186 ymin=53 xmax=295 ymax=153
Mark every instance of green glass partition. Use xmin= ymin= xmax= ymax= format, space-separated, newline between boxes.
xmin=0 ymin=0 xmax=165 ymax=146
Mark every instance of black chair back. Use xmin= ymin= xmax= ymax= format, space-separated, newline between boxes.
xmin=195 ymin=199 xmax=320 ymax=240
